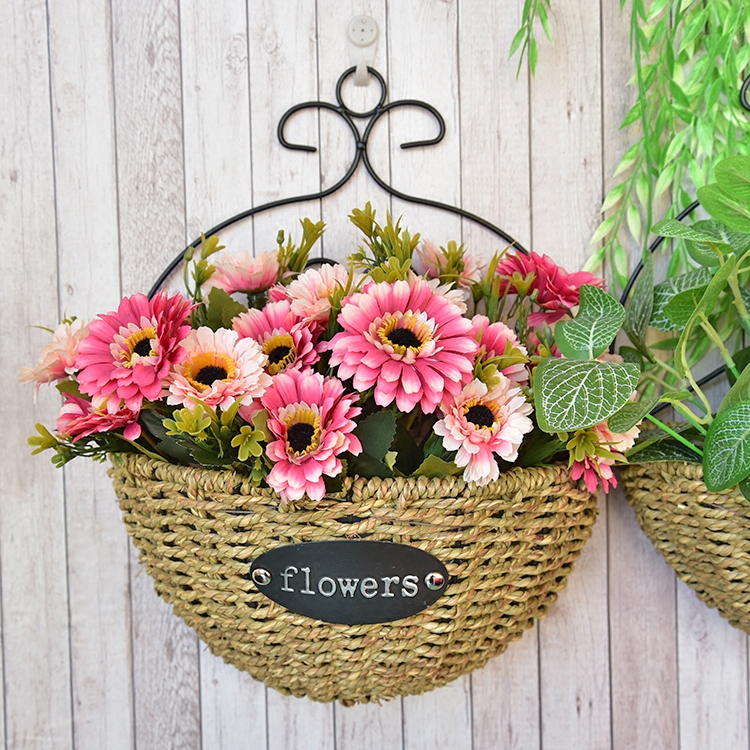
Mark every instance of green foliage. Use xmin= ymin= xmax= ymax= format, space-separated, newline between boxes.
xmin=509 ymin=0 xmax=553 ymax=77
xmin=412 ymin=455 xmax=462 ymax=478
xmin=205 ymin=287 xmax=248 ymax=331
xmin=703 ymin=402 xmax=750 ymax=491
xmin=276 ymin=218 xmax=326 ymax=279
xmin=582 ymin=0 xmax=750 ymax=290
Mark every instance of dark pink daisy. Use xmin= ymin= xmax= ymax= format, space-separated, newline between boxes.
xmin=233 ymin=300 xmax=319 ymax=376
xmin=329 ymin=277 xmax=478 ymax=414
xmin=496 ymin=251 xmax=606 ymax=325
xmin=57 ymin=393 xmax=142 ymax=442
xmin=75 ymin=292 xmax=193 ymax=413
xmin=261 ymin=369 xmax=361 ymax=502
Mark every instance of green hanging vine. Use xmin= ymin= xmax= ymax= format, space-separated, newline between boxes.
xmin=511 ymin=0 xmax=750 ymax=290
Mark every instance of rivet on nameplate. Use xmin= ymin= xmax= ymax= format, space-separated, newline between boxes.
xmin=252 ymin=568 xmax=272 ymax=586
xmin=425 ymin=571 xmax=446 ymax=590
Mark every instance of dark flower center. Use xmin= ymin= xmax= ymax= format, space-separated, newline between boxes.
xmin=287 ymin=422 xmax=316 ymax=453
xmin=195 ymin=365 xmax=228 ymax=385
xmin=386 ymin=327 xmax=422 ymax=349
xmin=133 ymin=338 xmax=153 ymax=357
xmin=465 ymin=404 xmax=494 ymax=428
xmin=268 ymin=344 xmax=293 ymax=365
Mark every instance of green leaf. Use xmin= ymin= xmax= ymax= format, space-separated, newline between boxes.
xmin=352 ymin=410 xmax=396 ymax=461
xmin=663 ymin=284 xmax=709 ymax=327
xmin=719 ymin=361 xmax=750 ymax=414
xmin=613 ymin=141 xmax=641 ymax=177
xmin=654 ymin=162 xmax=677 ymax=198
xmin=715 ymin=156 xmax=750 ymax=205
xmin=601 ymin=183 xmax=626 ymax=213
xmin=590 ymin=216 xmax=616 ymax=245
xmin=626 ymin=203 xmax=643 ymax=240
xmin=740 ymin=476 xmax=750 ymax=502
xmin=534 ymin=358 xmax=640 ymax=432
xmin=697 ymin=184 xmax=750 ymax=233
xmin=674 ymin=256 xmax=736 ymax=378
xmin=508 ymin=26 xmax=526 ymax=57
xmin=555 ymin=285 xmax=626 ymax=360
xmin=727 ymin=346 xmax=750 ymax=387
xmin=412 ymin=455 xmax=463 ymax=479
xmin=608 ymin=397 xmax=658 ymax=434
xmin=624 ymin=245 xmax=654 ymax=355
xmin=650 ymin=268 xmax=713 ymax=331
xmin=346 ymin=451 xmax=393 ymax=479
xmin=703 ymin=402 xmax=750 ymax=491
xmin=625 ymin=439 xmax=703 ymax=464
xmin=206 ymin=287 xmax=248 ymax=331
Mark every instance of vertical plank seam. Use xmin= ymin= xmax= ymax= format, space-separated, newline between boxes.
xmin=106 ymin=2 xmax=136 ymax=748
xmin=245 ymin=0 xmax=258 ymax=259
xmin=44 ymin=0 xmax=76 ymax=745
xmin=675 ymin=576 xmax=681 ymax=750
xmin=313 ymin=0 xmax=325 ymax=259
xmin=175 ymin=4 xmax=204 ymax=743
xmin=384 ymin=0 xmax=394 ymax=219
xmin=0 ymin=489 xmax=6 ymax=750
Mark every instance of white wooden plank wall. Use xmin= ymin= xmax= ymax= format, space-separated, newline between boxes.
xmin=2 ymin=1 xmax=749 ymax=748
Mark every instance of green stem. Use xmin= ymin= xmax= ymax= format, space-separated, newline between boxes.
xmin=699 ymin=313 xmax=740 ymax=381
xmin=669 ymin=402 xmax=708 ymax=435
xmin=644 ymin=414 xmax=704 ymax=457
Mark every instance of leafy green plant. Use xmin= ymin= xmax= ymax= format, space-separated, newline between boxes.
xmin=511 ymin=0 xmax=750 ymax=290
xmin=622 ymin=155 xmax=750 ymax=498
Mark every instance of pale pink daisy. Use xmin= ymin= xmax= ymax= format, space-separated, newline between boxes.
xmin=329 ymin=277 xmax=478 ymax=414
xmin=415 ymin=239 xmax=482 ymax=288
xmin=286 ymin=263 xmax=357 ymax=330
xmin=233 ymin=300 xmax=319 ymax=376
xmin=166 ymin=327 xmax=271 ymax=410
xmin=20 ymin=318 xmax=89 ymax=390
xmin=57 ymin=393 xmax=142 ymax=442
xmin=433 ymin=377 xmax=533 ymax=485
xmin=262 ymin=369 xmax=362 ymax=502
xmin=471 ymin=315 xmax=529 ymax=386
xmin=204 ymin=249 xmax=279 ymax=295
xmin=75 ymin=292 xmax=193 ymax=413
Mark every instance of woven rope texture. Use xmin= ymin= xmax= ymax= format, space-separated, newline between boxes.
xmin=620 ymin=461 xmax=750 ymax=633
xmin=110 ymin=453 xmax=598 ymax=704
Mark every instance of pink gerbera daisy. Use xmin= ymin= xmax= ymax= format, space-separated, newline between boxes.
xmin=233 ymin=300 xmax=319 ymax=375
xmin=19 ymin=318 xmax=89 ymax=390
xmin=262 ymin=369 xmax=362 ymax=502
xmin=204 ymin=249 xmax=279 ymax=295
xmin=471 ymin=315 xmax=529 ymax=386
xmin=75 ymin=292 xmax=193 ymax=413
xmin=433 ymin=377 xmax=533 ymax=485
xmin=496 ymin=251 xmax=606 ymax=325
xmin=57 ymin=393 xmax=142 ymax=442
xmin=166 ymin=327 xmax=271 ymax=409
xmin=329 ymin=277 xmax=478 ymax=413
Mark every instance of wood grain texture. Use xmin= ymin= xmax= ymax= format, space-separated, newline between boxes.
xmin=6 ymin=2 xmax=750 ymax=749
xmin=111 ymin=1 xmax=201 ymax=748
xmin=0 ymin=1 xmax=73 ymax=748
xmin=46 ymin=1 xmax=134 ymax=747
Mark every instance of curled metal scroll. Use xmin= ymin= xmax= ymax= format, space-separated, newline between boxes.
xmin=149 ymin=66 xmax=526 ymax=299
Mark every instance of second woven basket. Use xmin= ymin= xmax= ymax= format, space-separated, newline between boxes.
xmin=619 ymin=461 xmax=750 ymax=633
xmin=111 ymin=453 xmax=598 ymax=704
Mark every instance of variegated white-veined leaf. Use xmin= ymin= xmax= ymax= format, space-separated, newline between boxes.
xmin=650 ymin=268 xmax=713 ymax=331
xmin=534 ymin=358 xmax=640 ymax=432
xmin=607 ymin=397 xmax=658 ymax=434
xmin=555 ymin=285 xmax=626 ymax=360
xmin=703 ymin=402 xmax=750 ymax=492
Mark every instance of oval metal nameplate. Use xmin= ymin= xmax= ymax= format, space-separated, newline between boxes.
xmin=249 ymin=540 xmax=449 ymax=625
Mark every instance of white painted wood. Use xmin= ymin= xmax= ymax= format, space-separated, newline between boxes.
xmin=178 ymin=3 xmax=270 ymax=744
xmin=266 ymin=693 xmax=334 ymax=750
xmin=0 ymin=1 xmax=73 ymax=749
xmin=334 ymin=700 xmax=403 ymax=750
xmin=46 ymin=1 xmax=135 ymax=748
xmin=678 ymin=585 xmax=749 ymax=750
xmin=110 ymin=1 xmax=202 ymax=748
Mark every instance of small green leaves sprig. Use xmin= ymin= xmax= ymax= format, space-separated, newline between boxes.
xmin=622 ymin=156 xmax=750 ymax=499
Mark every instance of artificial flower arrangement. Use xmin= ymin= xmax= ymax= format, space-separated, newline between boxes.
xmin=22 ymin=204 xmax=645 ymax=499
xmin=617 ymin=155 xmax=750 ymax=498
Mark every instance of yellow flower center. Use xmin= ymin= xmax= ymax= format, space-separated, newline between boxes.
xmin=262 ymin=333 xmax=296 ymax=375
xmin=184 ymin=351 xmax=236 ymax=391
xmin=121 ymin=326 xmax=156 ymax=366
xmin=378 ymin=313 xmax=431 ymax=355
xmin=284 ymin=406 xmax=321 ymax=456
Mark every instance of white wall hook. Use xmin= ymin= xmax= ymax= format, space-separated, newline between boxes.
xmin=346 ymin=15 xmax=378 ymax=86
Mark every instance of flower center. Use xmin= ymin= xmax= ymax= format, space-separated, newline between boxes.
xmin=283 ymin=405 xmax=321 ymax=457
xmin=119 ymin=326 xmax=156 ymax=366
xmin=185 ymin=352 xmax=236 ymax=391
xmin=377 ymin=313 xmax=431 ymax=355
xmin=262 ymin=333 xmax=296 ymax=374
xmin=464 ymin=404 xmax=495 ymax=428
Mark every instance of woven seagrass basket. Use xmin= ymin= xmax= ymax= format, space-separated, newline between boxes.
xmin=110 ymin=452 xmax=598 ymax=704
xmin=619 ymin=461 xmax=750 ymax=633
